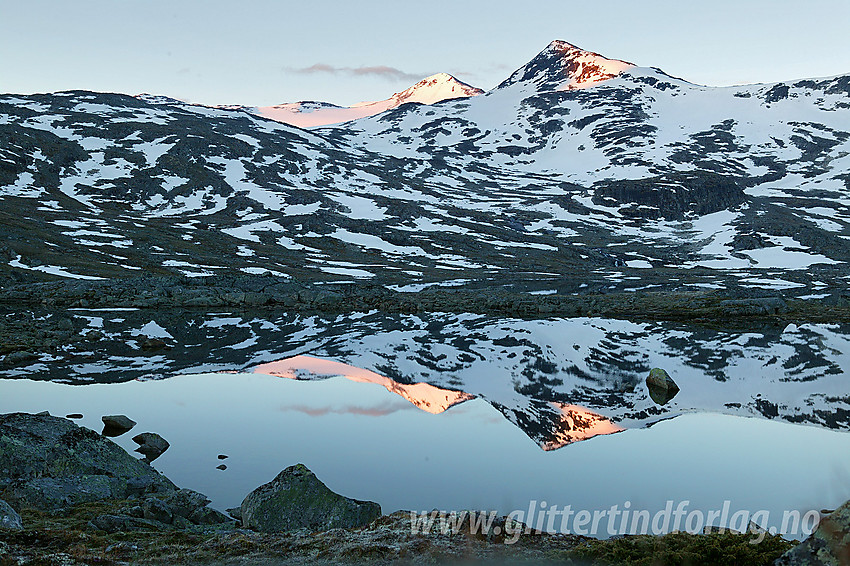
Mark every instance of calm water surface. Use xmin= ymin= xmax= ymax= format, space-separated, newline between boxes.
xmin=3 ymin=368 xmax=849 ymax=535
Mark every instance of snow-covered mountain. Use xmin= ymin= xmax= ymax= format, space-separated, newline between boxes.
xmin=496 ymin=39 xmax=635 ymax=91
xmin=1 ymin=40 xmax=849 ymax=296
xmin=252 ymin=73 xmax=484 ymax=127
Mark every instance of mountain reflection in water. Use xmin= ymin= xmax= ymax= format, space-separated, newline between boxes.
xmin=5 ymin=311 xmax=850 ymax=448
xmin=253 ymin=355 xmax=623 ymax=450
xmin=253 ymin=356 xmax=474 ymax=415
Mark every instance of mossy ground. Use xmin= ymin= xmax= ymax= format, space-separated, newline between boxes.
xmin=0 ymin=503 xmax=796 ymax=565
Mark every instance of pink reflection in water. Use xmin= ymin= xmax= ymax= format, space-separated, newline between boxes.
xmin=253 ymin=355 xmax=474 ymax=414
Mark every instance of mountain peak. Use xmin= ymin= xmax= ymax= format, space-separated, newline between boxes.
xmin=498 ymin=40 xmax=634 ymax=91
xmin=390 ymin=73 xmax=484 ymax=106
xmin=254 ymin=73 xmax=482 ymax=128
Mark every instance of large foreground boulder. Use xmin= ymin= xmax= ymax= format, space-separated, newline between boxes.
xmin=240 ymin=464 xmax=381 ymax=533
xmin=0 ymin=412 xmax=174 ymax=509
xmin=776 ymin=500 xmax=850 ymax=565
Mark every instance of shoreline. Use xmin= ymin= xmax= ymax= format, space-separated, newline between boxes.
xmin=2 ymin=275 xmax=849 ymax=323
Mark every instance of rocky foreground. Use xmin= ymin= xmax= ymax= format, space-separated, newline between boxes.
xmin=0 ymin=412 xmax=847 ymax=565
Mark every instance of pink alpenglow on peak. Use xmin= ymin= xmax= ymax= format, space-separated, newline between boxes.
xmin=387 ymin=72 xmax=484 ymax=106
xmin=499 ymin=39 xmax=635 ymax=92
xmin=255 ymin=73 xmax=483 ymax=128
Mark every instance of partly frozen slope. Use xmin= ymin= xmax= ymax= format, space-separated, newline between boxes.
xmin=1 ymin=40 xmax=849 ymax=294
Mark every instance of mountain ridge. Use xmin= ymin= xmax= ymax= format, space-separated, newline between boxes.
xmin=0 ymin=40 xmax=848 ymax=300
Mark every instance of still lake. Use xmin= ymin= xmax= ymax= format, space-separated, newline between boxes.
xmin=2 ymin=310 xmax=850 ymax=536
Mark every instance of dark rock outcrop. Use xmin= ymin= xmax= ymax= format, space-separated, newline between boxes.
xmin=0 ymin=412 xmax=174 ymax=509
xmin=0 ymin=412 xmax=233 ymax=535
xmin=240 ymin=463 xmax=381 ymax=533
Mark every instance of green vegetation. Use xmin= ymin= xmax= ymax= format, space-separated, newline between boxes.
xmin=551 ymin=531 xmax=795 ymax=566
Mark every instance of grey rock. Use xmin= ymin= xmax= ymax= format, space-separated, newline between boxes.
xmin=132 ymin=432 xmax=170 ymax=463
xmin=240 ymin=463 xmax=381 ymax=533
xmin=646 ymin=367 xmax=679 ymax=405
xmin=0 ymin=499 xmax=22 ymax=530
xmin=156 ymin=488 xmax=227 ymax=525
xmin=9 ymin=476 xmax=119 ymax=509
xmin=226 ymin=507 xmax=243 ymax=521
xmin=0 ymin=413 xmax=175 ymax=510
xmin=101 ymin=415 xmax=137 ymax=437
xmin=189 ymin=507 xmax=230 ymax=525
xmin=117 ymin=505 xmax=144 ymax=519
xmin=776 ymin=500 xmax=850 ymax=565
xmin=160 ymin=488 xmax=210 ymax=520
xmin=142 ymin=497 xmax=173 ymax=524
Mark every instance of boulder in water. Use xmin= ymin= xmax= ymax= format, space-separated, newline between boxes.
xmin=646 ymin=367 xmax=679 ymax=405
xmin=132 ymin=432 xmax=170 ymax=463
xmin=102 ymin=414 xmax=137 ymax=437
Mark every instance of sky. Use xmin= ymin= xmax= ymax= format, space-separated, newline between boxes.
xmin=2 ymin=0 xmax=849 ymax=107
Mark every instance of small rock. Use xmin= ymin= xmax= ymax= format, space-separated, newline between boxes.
xmin=226 ymin=507 xmax=242 ymax=521
xmin=117 ymin=505 xmax=144 ymax=519
xmin=89 ymin=514 xmax=167 ymax=533
xmin=4 ymin=351 xmax=38 ymax=366
xmin=140 ymin=338 xmax=169 ymax=351
xmin=102 ymin=414 xmax=137 ymax=437
xmin=34 ymin=410 xmax=50 ymax=416
xmin=190 ymin=507 xmax=230 ymax=525
xmin=132 ymin=432 xmax=170 ymax=463
xmin=0 ymin=499 xmax=22 ymax=530
xmin=240 ymin=463 xmax=381 ymax=533
xmin=216 ymin=464 xmax=227 ymax=470
xmin=142 ymin=497 xmax=173 ymax=524
xmin=65 ymin=413 xmax=83 ymax=419
xmin=159 ymin=488 xmax=227 ymax=525
xmin=105 ymin=542 xmax=139 ymax=553
xmin=646 ymin=367 xmax=679 ymax=405
xmin=217 ymin=454 xmax=229 ymax=460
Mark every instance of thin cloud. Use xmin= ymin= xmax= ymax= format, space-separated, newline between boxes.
xmin=288 ymin=63 xmax=424 ymax=82
xmin=279 ymin=400 xmax=415 ymax=417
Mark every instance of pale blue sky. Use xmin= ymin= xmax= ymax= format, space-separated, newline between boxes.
xmin=2 ymin=0 xmax=849 ymax=106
